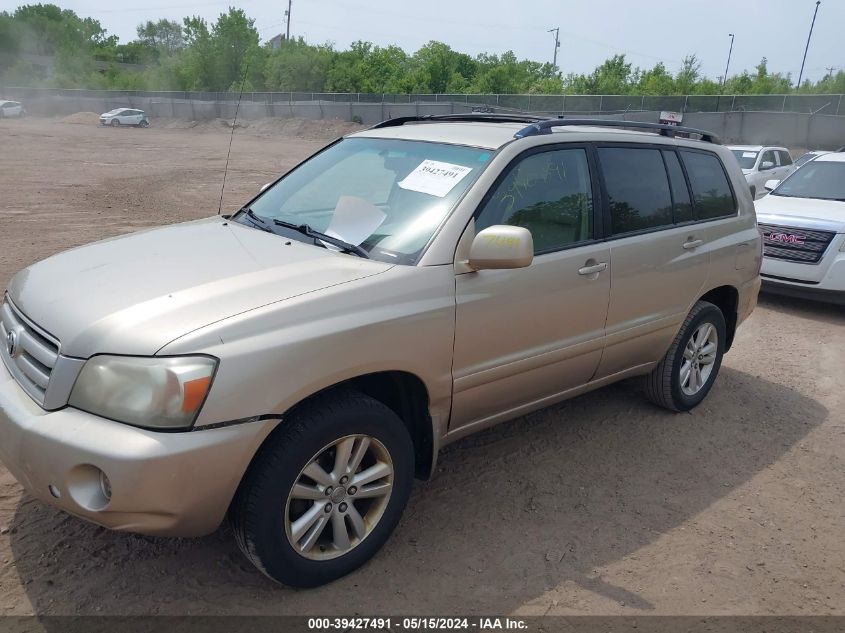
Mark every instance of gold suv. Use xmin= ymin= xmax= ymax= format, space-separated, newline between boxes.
xmin=0 ymin=115 xmax=761 ymax=587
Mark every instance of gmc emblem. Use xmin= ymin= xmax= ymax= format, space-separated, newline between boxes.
xmin=764 ymin=232 xmax=805 ymax=245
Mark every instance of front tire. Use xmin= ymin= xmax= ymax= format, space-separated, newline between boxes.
xmin=230 ymin=390 xmax=414 ymax=587
xmin=645 ymin=300 xmax=726 ymax=412
xmin=110 ymin=119 xmax=120 ymax=127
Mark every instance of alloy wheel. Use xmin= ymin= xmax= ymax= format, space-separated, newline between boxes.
xmin=680 ymin=322 xmax=718 ymax=396
xmin=285 ymin=434 xmax=394 ymax=560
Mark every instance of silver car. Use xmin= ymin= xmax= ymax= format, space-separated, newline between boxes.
xmin=99 ymin=108 xmax=150 ymax=127
xmin=0 ymin=116 xmax=761 ymax=587
xmin=0 ymin=100 xmax=25 ymax=118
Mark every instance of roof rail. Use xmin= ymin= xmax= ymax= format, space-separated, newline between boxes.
xmin=514 ymin=118 xmax=722 ymax=144
xmin=370 ymin=113 xmax=550 ymax=129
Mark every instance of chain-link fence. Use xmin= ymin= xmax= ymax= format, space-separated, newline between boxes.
xmin=2 ymin=87 xmax=843 ymax=115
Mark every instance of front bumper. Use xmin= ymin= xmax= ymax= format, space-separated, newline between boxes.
xmin=760 ymin=241 xmax=845 ymax=303
xmin=0 ymin=360 xmax=278 ymax=536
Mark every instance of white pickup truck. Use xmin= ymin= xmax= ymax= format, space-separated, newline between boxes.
xmin=728 ymin=145 xmax=795 ymax=199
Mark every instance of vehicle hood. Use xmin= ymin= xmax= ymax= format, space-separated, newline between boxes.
xmin=755 ymin=194 xmax=845 ymax=233
xmin=8 ymin=217 xmax=393 ymax=357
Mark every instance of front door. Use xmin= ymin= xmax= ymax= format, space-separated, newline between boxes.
xmin=451 ymin=146 xmax=610 ymax=433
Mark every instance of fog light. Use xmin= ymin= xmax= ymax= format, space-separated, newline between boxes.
xmin=99 ymin=471 xmax=112 ymax=501
xmin=66 ymin=464 xmax=111 ymax=511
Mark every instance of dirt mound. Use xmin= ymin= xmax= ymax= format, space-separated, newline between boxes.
xmin=61 ymin=112 xmax=100 ymax=125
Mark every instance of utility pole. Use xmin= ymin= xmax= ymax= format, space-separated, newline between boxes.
xmin=548 ymin=27 xmax=560 ymax=74
xmin=797 ymin=1 xmax=821 ymax=89
xmin=285 ymin=0 xmax=292 ymax=41
xmin=721 ymin=33 xmax=735 ymax=92
xmin=825 ymin=66 xmax=836 ymax=80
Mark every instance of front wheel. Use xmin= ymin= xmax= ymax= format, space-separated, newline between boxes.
xmin=110 ymin=119 xmax=120 ymax=127
xmin=230 ymin=390 xmax=414 ymax=587
xmin=644 ymin=300 xmax=726 ymax=412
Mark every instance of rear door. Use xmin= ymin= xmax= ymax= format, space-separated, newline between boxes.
xmin=593 ymin=144 xmax=709 ymax=379
xmin=451 ymin=145 xmax=610 ymax=431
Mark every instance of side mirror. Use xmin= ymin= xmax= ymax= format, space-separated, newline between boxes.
xmin=468 ymin=225 xmax=533 ymax=270
xmin=260 ymin=182 xmax=272 ymax=192
xmin=764 ymin=179 xmax=780 ymax=192
xmin=759 ymin=160 xmax=775 ymax=171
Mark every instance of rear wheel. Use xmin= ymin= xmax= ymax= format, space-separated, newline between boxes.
xmin=139 ymin=120 xmax=149 ymax=128
xmin=230 ymin=390 xmax=414 ymax=587
xmin=645 ymin=300 xmax=726 ymax=412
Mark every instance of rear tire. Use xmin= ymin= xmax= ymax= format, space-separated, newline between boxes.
xmin=645 ymin=300 xmax=726 ymax=412
xmin=230 ymin=390 xmax=414 ymax=587
xmin=139 ymin=120 xmax=149 ymax=128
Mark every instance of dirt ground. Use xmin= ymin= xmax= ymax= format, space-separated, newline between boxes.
xmin=0 ymin=118 xmax=843 ymax=617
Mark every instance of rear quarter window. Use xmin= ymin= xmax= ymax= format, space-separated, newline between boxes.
xmin=679 ymin=151 xmax=736 ymax=221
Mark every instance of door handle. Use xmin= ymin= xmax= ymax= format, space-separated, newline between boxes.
xmin=683 ymin=239 xmax=704 ymax=250
xmin=578 ymin=262 xmax=608 ymax=275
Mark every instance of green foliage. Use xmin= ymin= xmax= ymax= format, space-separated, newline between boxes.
xmin=0 ymin=3 xmax=841 ymax=98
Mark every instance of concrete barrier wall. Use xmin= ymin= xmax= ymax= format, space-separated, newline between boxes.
xmin=21 ymin=94 xmax=845 ymax=149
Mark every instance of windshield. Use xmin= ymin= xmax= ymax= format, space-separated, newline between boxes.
xmin=731 ymin=149 xmax=758 ymax=170
xmin=794 ymin=152 xmax=820 ymax=167
xmin=772 ymin=161 xmax=845 ymax=201
xmin=244 ymin=137 xmax=492 ymax=263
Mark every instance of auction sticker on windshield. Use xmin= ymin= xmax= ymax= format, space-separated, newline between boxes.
xmin=398 ymin=160 xmax=473 ymax=197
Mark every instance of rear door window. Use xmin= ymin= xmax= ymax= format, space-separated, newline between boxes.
xmin=679 ymin=151 xmax=736 ymax=221
xmin=597 ymin=147 xmax=673 ymax=235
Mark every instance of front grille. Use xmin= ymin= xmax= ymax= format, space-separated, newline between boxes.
xmin=758 ymin=223 xmax=835 ymax=264
xmin=0 ymin=297 xmax=60 ymax=406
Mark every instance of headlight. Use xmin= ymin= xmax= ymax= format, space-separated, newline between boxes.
xmin=69 ymin=355 xmax=217 ymax=430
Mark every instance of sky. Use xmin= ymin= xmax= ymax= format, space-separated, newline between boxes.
xmin=2 ymin=0 xmax=842 ymax=83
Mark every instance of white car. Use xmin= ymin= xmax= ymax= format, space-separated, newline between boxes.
xmin=755 ymin=151 xmax=845 ymax=304
xmin=99 ymin=108 xmax=149 ymax=128
xmin=728 ymin=145 xmax=795 ymax=199
xmin=0 ymin=100 xmax=25 ymax=118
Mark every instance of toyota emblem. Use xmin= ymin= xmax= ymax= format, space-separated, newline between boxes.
xmin=6 ymin=330 xmax=17 ymax=357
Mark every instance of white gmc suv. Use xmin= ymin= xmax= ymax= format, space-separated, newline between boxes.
xmin=755 ymin=151 xmax=845 ymax=304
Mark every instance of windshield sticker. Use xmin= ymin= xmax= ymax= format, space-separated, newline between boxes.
xmin=398 ymin=160 xmax=473 ymax=197
xmin=742 ymin=152 xmax=757 ymax=158
xmin=324 ymin=196 xmax=387 ymax=247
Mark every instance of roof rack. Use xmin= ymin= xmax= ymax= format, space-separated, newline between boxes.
xmin=514 ymin=118 xmax=721 ymax=144
xmin=370 ymin=113 xmax=550 ymax=129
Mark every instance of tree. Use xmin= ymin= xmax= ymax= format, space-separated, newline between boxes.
xmin=675 ymin=55 xmax=701 ymax=94
xmin=137 ymin=19 xmax=184 ymax=55
xmin=211 ymin=8 xmax=261 ymax=90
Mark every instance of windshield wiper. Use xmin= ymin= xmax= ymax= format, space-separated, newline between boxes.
xmin=235 ymin=207 xmax=275 ymax=233
xmin=272 ymin=219 xmax=370 ymax=259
